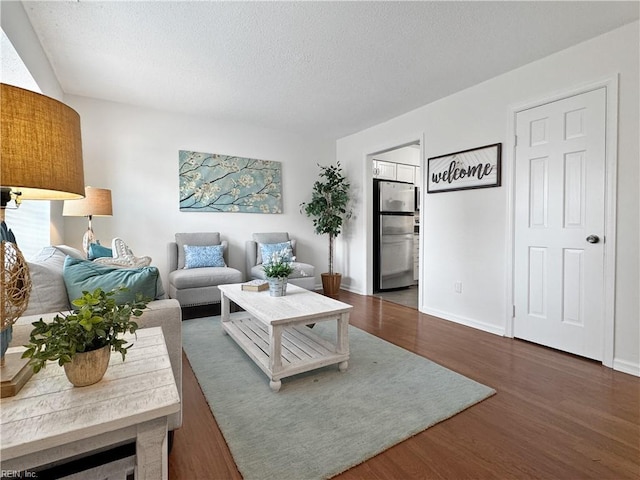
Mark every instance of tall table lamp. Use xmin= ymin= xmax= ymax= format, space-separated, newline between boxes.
xmin=63 ymin=186 xmax=113 ymax=255
xmin=1 ymin=83 xmax=85 ymax=397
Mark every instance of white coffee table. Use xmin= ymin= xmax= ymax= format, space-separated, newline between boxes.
xmin=219 ymin=283 xmax=352 ymax=392
xmin=0 ymin=327 xmax=180 ymax=479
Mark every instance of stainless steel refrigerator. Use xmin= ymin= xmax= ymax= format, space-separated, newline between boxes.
xmin=373 ymin=179 xmax=415 ymax=291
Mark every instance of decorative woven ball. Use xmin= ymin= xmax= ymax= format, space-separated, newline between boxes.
xmin=1 ymin=240 xmax=32 ymax=332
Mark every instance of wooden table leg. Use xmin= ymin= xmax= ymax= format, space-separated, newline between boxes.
xmin=135 ymin=417 xmax=169 ymax=480
xmin=221 ymin=293 xmax=229 ymax=335
xmin=337 ymin=312 xmax=349 ymax=372
xmin=269 ymin=379 xmax=282 ymax=392
xmin=269 ymin=325 xmax=283 ymax=392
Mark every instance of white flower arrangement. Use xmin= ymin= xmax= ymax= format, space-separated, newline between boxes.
xmin=262 ymin=248 xmax=295 ymax=279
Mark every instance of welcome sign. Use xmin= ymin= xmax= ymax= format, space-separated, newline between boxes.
xmin=427 ymin=143 xmax=501 ymax=193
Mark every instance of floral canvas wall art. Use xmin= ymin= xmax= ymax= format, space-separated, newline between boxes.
xmin=179 ymin=150 xmax=282 ymax=213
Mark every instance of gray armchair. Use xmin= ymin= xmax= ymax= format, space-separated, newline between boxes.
xmin=168 ymin=232 xmax=243 ymax=307
xmin=246 ymin=232 xmax=316 ymax=290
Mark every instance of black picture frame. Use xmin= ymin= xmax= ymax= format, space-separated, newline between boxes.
xmin=427 ymin=143 xmax=502 ymax=193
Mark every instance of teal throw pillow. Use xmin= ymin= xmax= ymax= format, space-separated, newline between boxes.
xmin=63 ymin=256 xmax=159 ymax=305
xmin=260 ymin=241 xmax=293 ymax=264
xmin=183 ymin=244 xmax=226 ymax=269
xmin=87 ymin=242 xmax=113 ymax=260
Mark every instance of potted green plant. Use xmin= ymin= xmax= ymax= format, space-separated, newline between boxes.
xmin=22 ymin=287 xmax=149 ymax=387
xmin=262 ymin=248 xmax=295 ymax=297
xmin=300 ymin=162 xmax=352 ymax=297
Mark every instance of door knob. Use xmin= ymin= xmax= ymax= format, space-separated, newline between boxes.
xmin=586 ymin=235 xmax=600 ymax=244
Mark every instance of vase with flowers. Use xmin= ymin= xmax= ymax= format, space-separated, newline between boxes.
xmin=262 ymin=248 xmax=295 ymax=297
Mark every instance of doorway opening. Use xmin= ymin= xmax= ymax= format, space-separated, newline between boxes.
xmin=369 ymin=141 xmax=421 ymax=310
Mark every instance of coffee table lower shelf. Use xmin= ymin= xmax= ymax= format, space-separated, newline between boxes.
xmin=222 ymin=314 xmax=349 ymax=391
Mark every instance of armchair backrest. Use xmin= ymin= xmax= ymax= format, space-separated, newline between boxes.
xmin=252 ymin=232 xmax=289 ymax=245
xmin=168 ymin=232 xmax=229 ymax=272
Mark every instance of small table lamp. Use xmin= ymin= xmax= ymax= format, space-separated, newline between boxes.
xmin=1 ymin=83 xmax=85 ymax=397
xmin=63 ymin=187 xmax=113 ymax=255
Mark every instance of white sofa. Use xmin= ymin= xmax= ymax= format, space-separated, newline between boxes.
xmin=9 ymin=245 xmax=183 ymax=433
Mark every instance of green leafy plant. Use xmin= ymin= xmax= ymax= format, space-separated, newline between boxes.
xmin=300 ymin=162 xmax=352 ymax=275
xmin=262 ymin=248 xmax=295 ymax=279
xmin=22 ymin=287 xmax=149 ymax=373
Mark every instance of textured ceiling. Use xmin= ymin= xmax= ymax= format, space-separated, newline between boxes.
xmin=19 ymin=1 xmax=640 ymax=140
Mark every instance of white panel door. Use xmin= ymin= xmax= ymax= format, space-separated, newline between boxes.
xmin=514 ymin=88 xmax=606 ymax=360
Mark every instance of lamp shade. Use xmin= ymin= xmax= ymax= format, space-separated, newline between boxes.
xmin=63 ymin=187 xmax=113 ymax=217
xmin=1 ymin=83 xmax=84 ymax=200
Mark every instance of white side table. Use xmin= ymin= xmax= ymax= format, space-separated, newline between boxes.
xmin=0 ymin=327 xmax=180 ymax=479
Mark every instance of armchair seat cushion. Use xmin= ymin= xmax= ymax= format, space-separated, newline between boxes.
xmin=169 ymin=266 xmax=243 ymax=290
xmin=250 ymin=262 xmax=315 ymax=281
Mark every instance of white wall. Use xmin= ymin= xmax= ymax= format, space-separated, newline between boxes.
xmin=62 ymin=96 xmax=336 ymax=289
xmin=1 ymin=1 xmax=63 ymax=100
xmin=337 ymin=22 xmax=639 ymax=372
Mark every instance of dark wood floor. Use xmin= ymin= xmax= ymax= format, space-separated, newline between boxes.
xmin=168 ymin=290 xmax=640 ymax=479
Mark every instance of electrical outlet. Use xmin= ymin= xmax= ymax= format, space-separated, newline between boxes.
xmin=454 ymin=281 xmax=463 ymax=293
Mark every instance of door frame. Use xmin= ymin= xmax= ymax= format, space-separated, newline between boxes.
xmin=504 ymin=75 xmax=619 ymax=368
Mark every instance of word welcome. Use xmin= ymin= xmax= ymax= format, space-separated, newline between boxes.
xmin=431 ymin=160 xmax=494 ymax=185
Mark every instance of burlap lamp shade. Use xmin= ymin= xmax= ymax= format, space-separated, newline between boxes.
xmin=1 ymin=83 xmax=85 ymax=200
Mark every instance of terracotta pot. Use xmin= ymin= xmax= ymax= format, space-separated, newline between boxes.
xmin=321 ymin=273 xmax=342 ymax=298
xmin=63 ymin=344 xmax=110 ymax=387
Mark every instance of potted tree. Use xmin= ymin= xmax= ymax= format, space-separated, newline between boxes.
xmin=22 ymin=287 xmax=149 ymax=387
xmin=301 ymin=162 xmax=352 ymax=297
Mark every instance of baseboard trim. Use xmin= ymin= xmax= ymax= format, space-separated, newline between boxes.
xmin=341 ymin=288 xmax=637 ymax=376
xmin=420 ymin=307 xmax=506 ymax=337
xmin=613 ymin=358 xmax=640 ymax=377
xmin=339 ymin=283 xmax=365 ymax=295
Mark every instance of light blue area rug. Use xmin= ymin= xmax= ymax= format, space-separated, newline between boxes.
xmin=182 ymin=316 xmax=495 ymax=480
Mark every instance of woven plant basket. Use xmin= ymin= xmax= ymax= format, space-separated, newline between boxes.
xmin=1 ymin=240 xmax=31 ymax=332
